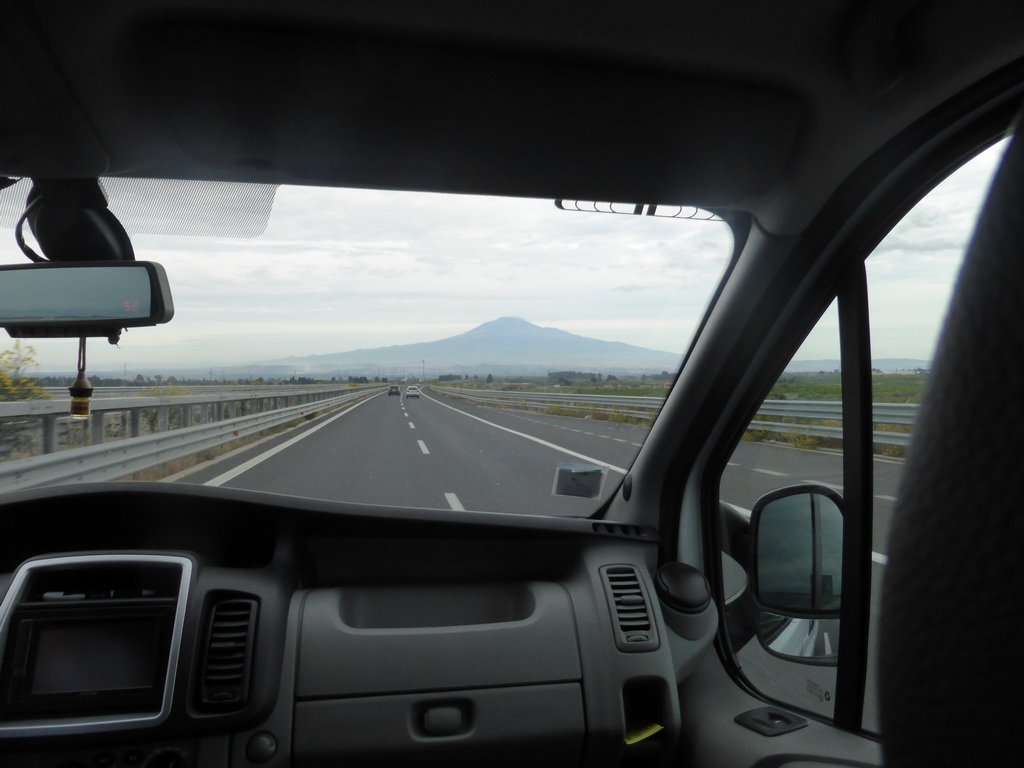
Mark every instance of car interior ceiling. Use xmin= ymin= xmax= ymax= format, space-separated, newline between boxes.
xmin=0 ymin=0 xmax=1018 ymax=229
xmin=2 ymin=1 xmax=1024 ymax=767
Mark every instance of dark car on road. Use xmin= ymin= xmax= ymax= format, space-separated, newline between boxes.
xmin=387 ymin=385 xmax=401 ymax=396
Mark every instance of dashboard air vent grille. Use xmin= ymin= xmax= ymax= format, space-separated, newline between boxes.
xmin=591 ymin=522 xmax=651 ymax=538
xmin=199 ymin=598 xmax=258 ymax=710
xmin=600 ymin=565 xmax=659 ymax=653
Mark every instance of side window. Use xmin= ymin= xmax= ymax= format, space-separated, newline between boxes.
xmin=860 ymin=139 xmax=1008 ymax=732
xmin=718 ymin=140 xmax=1007 ymax=728
xmin=720 ymin=300 xmax=842 ymax=720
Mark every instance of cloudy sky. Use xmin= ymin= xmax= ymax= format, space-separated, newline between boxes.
xmin=795 ymin=139 xmax=1008 ymax=363
xmin=0 ymin=139 xmax=1009 ymax=374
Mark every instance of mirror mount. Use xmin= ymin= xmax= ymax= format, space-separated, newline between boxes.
xmin=19 ymin=179 xmax=135 ymax=264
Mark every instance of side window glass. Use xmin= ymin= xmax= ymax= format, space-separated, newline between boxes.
xmin=860 ymin=139 xmax=1008 ymax=732
xmin=720 ymin=299 xmax=841 ymax=720
xmin=719 ymin=139 xmax=1007 ymax=730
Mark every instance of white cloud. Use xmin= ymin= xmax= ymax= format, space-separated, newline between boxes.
xmin=7 ymin=136 xmax=1002 ymax=375
xmin=1 ymin=187 xmax=733 ymax=370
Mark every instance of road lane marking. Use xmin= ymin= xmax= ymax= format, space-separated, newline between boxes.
xmin=418 ymin=440 xmax=430 ymax=454
xmin=408 ymin=422 xmax=415 ymax=429
xmin=445 ymin=492 xmax=465 ymax=511
xmin=753 ymin=468 xmax=787 ymax=477
xmin=205 ymin=395 xmax=377 ymax=487
xmin=422 ymin=392 xmax=628 ymax=474
xmin=874 ymin=494 xmax=897 ymax=502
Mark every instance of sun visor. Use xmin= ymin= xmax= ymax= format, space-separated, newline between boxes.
xmin=138 ymin=22 xmax=803 ymax=207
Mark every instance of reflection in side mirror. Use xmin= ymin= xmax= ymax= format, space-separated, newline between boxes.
xmin=0 ymin=261 xmax=174 ymax=338
xmin=750 ymin=485 xmax=843 ymax=664
xmin=758 ymin=613 xmax=840 ymax=663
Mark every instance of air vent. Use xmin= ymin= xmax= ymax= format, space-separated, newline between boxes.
xmin=198 ymin=598 xmax=258 ymax=710
xmin=591 ymin=522 xmax=651 ymax=538
xmin=600 ymin=565 xmax=659 ymax=653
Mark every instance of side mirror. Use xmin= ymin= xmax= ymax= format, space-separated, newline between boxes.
xmin=0 ymin=261 xmax=174 ymax=338
xmin=750 ymin=485 xmax=843 ymax=664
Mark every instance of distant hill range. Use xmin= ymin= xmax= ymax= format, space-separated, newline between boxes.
xmin=785 ymin=358 xmax=931 ymax=373
xmin=252 ymin=317 xmax=682 ymax=377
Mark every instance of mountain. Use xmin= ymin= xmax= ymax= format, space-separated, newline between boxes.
xmin=255 ymin=317 xmax=681 ymax=376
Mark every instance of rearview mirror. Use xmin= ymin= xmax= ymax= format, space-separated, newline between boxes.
xmin=750 ymin=485 xmax=843 ymax=664
xmin=0 ymin=261 xmax=174 ymax=338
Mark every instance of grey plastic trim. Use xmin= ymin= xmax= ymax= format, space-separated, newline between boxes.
xmin=293 ymin=683 xmax=584 ymax=768
xmin=0 ymin=553 xmax=193 ymax=738
xmin=297 ymin=582 xmax=580 ymax=698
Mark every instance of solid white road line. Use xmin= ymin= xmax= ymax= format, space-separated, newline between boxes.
xmin=205 ymin=396 xmax=376 ymax=487
xmin=445 ymin=492 xmax=465 ymax=511
xmin=423 ymin=392 xmax=628 ymax=474
xmin=418 ymin=440 xmax=430 ymax=454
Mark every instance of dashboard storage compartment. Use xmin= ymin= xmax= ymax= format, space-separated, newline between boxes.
xmin=293 ymin=581 xmax=584 ymax=766
xmin=296 ymin=581 xmax=580 ymax=697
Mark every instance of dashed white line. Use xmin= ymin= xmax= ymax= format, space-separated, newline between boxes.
xmin=417 ymin=440 xmax=430 ymax=455
xmin=874 ymin=494 xmax=897 ymax=502
xmin=408 ymin=422 xmax=416 ymax=429
xmin=444 ymin=492 xmax=465 ymax=511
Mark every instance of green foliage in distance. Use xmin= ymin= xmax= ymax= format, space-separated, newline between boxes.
xmin=0 ymin=341 xmax=49 ymax=401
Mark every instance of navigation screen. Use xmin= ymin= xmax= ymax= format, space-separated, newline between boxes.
xmin=30 ymin=621 xmax=159 ymax=695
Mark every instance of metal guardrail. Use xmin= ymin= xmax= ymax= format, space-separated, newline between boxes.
xmin=0 ymin=387 xmax=382 ymax=491
xmin=37 ymin=384 xmax=351 ymax=400
xmin=431 ymin=387 xmax=916 ymax=446
xmin=1 ymin=384 xmax=382 ymax=455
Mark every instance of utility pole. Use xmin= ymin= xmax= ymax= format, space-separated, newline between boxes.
xmin=422 ymin=360 xmax=425 ymax=381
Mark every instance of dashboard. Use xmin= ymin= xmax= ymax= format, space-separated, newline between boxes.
xmin=0 ymin=482 xmax=718 ymax=768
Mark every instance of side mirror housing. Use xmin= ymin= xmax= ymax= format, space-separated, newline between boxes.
xmin=749 ymin=485 xmax=843 ymax=664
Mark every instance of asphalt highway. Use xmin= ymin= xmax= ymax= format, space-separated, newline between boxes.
xmin=176 ymin=386 xmax=895 ymax=730
xmin=178 ymin=386 xmax=904 ymax=554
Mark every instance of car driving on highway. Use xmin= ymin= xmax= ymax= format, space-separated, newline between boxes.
xmin=0 ymin=2 xmax=1022 ymax=767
